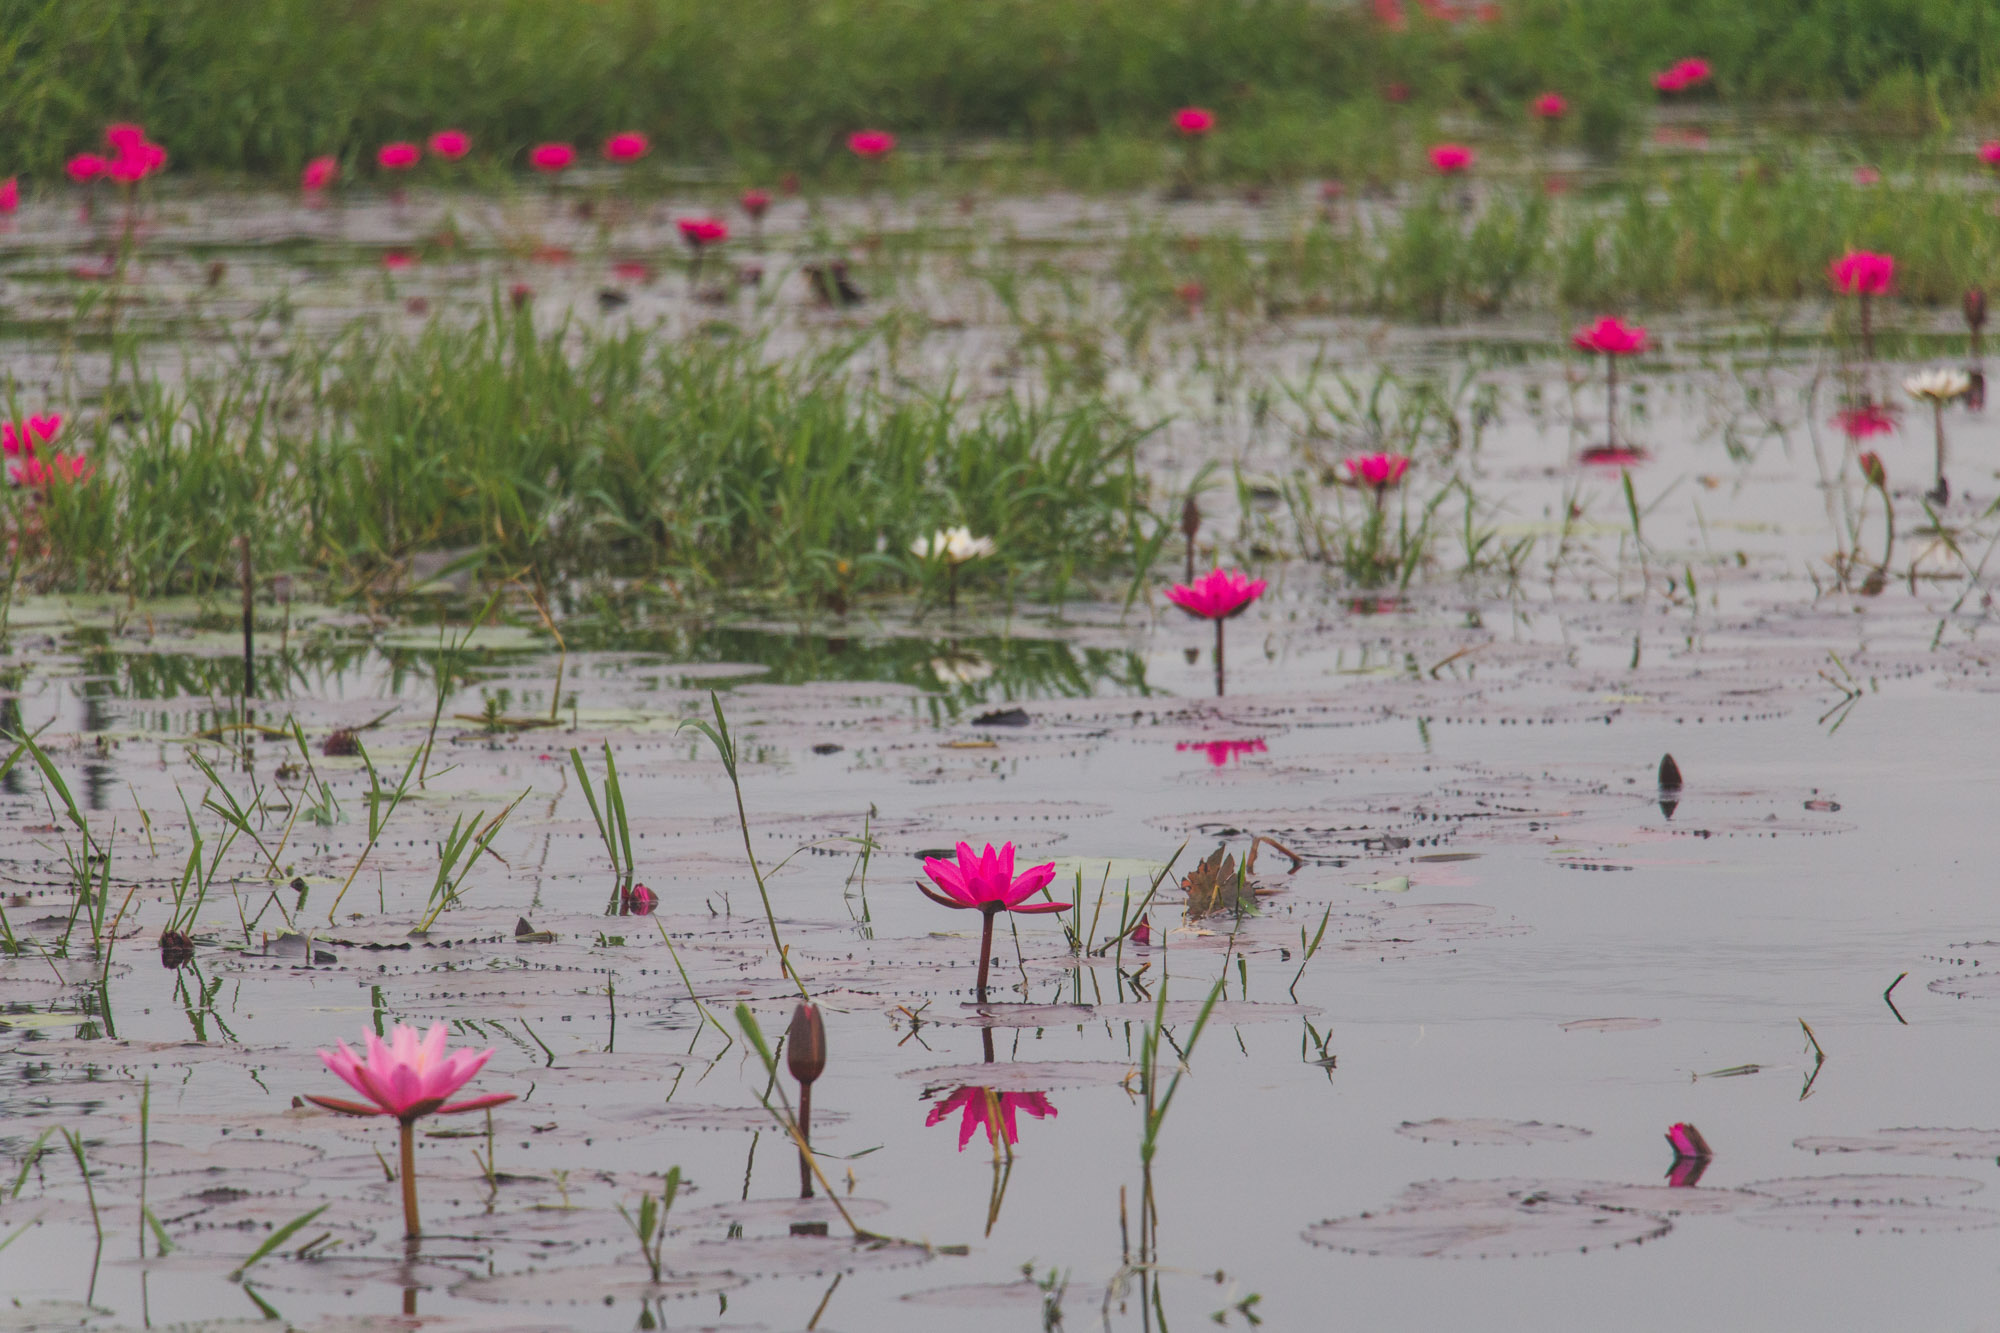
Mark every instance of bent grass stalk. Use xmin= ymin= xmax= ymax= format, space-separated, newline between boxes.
xmin=684 ymin=693 xmax=809 ymax=1001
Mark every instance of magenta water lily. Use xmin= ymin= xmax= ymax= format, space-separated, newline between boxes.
xmin=1167 ymin=568 xmax=1266 ymax=698
xmin=919 ymin=841 xmax=1068 ymax=1002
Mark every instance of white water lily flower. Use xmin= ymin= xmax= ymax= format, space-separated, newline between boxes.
xmin=911 ymin=526 xmax=996 ymax=565
xmin=929 ymin=653 xmax=995 ymax=685
xmin=1903 ymin=368 xmax=1972 ymax=402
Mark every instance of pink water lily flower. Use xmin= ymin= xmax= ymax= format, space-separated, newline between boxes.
xmin=678 ymin=217 xmax=729 ymax=247
xmin=1980 ymin=142 xmax=2000 ymax=169
xmin=67 ymin=154 xmax=109 ymax=184
xmin=740 ymin=188 xmax=772 ymax=220
xmin=0 ymin=178 xmax=17 ymax=213
xmin=920 ymin=841 xmax=1067 ymax=1003
xmin=427 ymin=130 xmax=471 ymax=160
xmin=377 ymin=142 xmax=421 ymax=171
xmin=928 ymin=1086 xmax=1057 ymax=1151
xmin=1341 ymin=453 xmax=1412 ymax=490
xmin=1572 ymin=315 xmax=1647 ymax=356
xmin=1830 ymin=250 xmax=1893 ymax=295
xmin=1428 ymin=143 xmax=1474 ymax=174
xmin=26 ymin=414 xmax=62 ymax=448
xmin=309 ymin=1023 xmax=514 ymax=1239
xmin=847 ymin=129 xmax=896 ymax=159
xmin=603 ymin=132 xmax=649 ymax=162
xmin=1836 ymin=402 xmax=1897 ymax=439
xmin=1173 ymin=107 xmax=1216 ymax=136
xmin=309 ymin=1022 xmax=512 ymax=1120
xmin=1530 ymin=92 xmax=1568 ymax=119
xmin=1165 ymin=567 xmax=1266 ymax=620
xmin=301 ymin=156 xmax=339 ymax=191
xmin=1665 ymin=1121 xmax=1712 ymax=1159
xmin=920 ymin=841 xmax=1066 ymax=915
xmin=529 ymin=143 xmax=575 ymax=173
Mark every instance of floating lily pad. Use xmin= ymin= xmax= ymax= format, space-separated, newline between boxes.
xmin=1395 ymin=1119 xmax=1591 ymax=1147
xmin=1793 ymin=1128 xmax=2000 ymax=1160
xmin=453 ymin=1263 xmax=748 ymax=1304
xmin=897 ymin=1060 xmax=1135 ymax=1091
xmin=1745 ymin=1174 xmax=1985 ymax=1204
xmin=672 ymin=1196 xmax=889 ymax=1230
xmin=1305 ymin=1197 xmax=1671 ymax=1258
xmin=941 ymin=1001 xmax=1316 ymax=1028
xmin=900 ymin=1280 xmax=1047 ymax=1307
xmin=1737 ymin=1202 xmax=2000 ymax=1235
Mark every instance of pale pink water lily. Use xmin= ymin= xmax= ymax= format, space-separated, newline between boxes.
xmin=309 ymin=1022 xmax=514 ymax=1238
xmin=928 ymin=1086 xmax=1057 ymax=1151
xmin=920 ymin=841 xmax=1067 ymax=1003
xmin=427 ymin=130 xmax=471 ymax=160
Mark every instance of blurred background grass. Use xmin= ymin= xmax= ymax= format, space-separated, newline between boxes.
xmin=4 ymin=0 xmax=1998 ymax=179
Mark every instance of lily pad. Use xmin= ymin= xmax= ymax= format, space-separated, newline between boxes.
xmin=1395 ymin=1119 xmax=1591 ymax=1147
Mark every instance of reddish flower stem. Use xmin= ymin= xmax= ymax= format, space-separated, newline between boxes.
xmin=976 ymin=905 xmax=999 ymax=1002
xmin=1214 ymin=618 xmax=1225 ymax=697
xmin=399 ymin=1118 xmax=420 ymax=1239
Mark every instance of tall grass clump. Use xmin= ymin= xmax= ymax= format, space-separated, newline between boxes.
xmin=19 ymin=312 xmax=1155 ymax=605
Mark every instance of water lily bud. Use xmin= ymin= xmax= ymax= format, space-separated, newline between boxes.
xmin=787 ymin=1003 xmax=826 ymax=1087
xmin=1180 ymin=494 xmax=1201 ymax=539
xmin=1859 ymin=451 xmax=1887 ymax=489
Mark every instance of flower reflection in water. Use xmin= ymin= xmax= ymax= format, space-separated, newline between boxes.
xmin=927 ymin=1086 xmax=1059 ymax=1151
xmin=1175 ymin=738 xmax=1267 ymax=768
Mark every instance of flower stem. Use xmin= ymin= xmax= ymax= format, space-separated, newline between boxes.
xmin=399 ymin=1118 xmax=420 ymax=1240
xmin=1605 ymin=355 xmax=1618 ymax=451
xmin=1934 ymin=400 xmax=1948 ymax=497
xmin=1861 ymin=292 xmax=1875 ymax=363
xmin=1213 ymin=619 xmax=1225 ymax=698
xmin=797 ymin=1083 xmax=815 ymax=1199
xmin=976 ymin=906 xmax=998 ymax=1003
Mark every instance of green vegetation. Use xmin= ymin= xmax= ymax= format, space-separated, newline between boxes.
xmin=6 ymin=0 xmax=2000 ymax=181
xmin=9 ymin=312 xmax=1156 ymax=603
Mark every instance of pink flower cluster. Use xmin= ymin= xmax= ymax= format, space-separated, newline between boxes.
xmin=1654 ymin=58 xmax=1713 ymax=93
xmin=68 ymin=123 xmax=169 ymax=185
xmin=1 ymin=415 xmax=63 ymax=458
xmin=9 ymin=453 xmax=93 ymax=488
